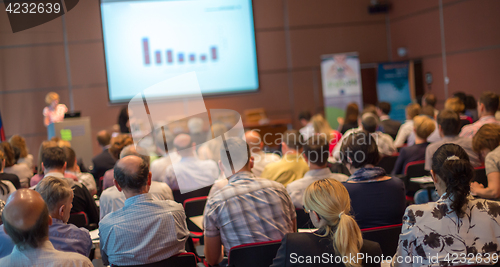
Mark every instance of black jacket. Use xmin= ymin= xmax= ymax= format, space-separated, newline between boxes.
xmin=91 ymin=149 xmax=116 ymax=184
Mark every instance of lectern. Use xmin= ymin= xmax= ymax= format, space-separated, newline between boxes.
xmin=48 ymin=117 xmax=93 ymax=169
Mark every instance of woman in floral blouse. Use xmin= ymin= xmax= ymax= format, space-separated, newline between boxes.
xmin=393 ymin=144 xmax=500 ymax=267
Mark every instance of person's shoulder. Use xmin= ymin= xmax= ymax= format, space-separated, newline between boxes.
xmin=486 ymin=146 xmax=500 ymax=161
xmin=56 ymin=250 xmax=93 ymax=265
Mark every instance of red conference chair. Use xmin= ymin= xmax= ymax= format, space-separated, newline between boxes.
xmin=377 ymin=152 xmax=400 ymax=174
xmin=173 ymin=185 xmax=212 ymax=205
xmin=474 ymin=166 xmax=488 ymax=187
xmin=361 ymin=224 xmax=402 ymax=257
xmin=403 ymin=160 xmax=428 ymax=202
xmin=183 ymin=196 xmax=208 ymax=234
xmin=111 ymin=252 xmax=202 ymax=267
xmin=227 ymin=240 xmax=282 ymax=267
xmin=68 ymin=212 xmax=88 ymax=228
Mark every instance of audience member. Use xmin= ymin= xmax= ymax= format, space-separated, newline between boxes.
xmin=245 ymin=130 xmax=280 ymax=177
xmin=188 ymin=117 xmax=207 ymax=148
xmin=0 ymin=150 xmax=21 ymax=189
xmin=445 ymin=97 xmax=472 ymax=129
xmin=0 ymin=177 xmax=92 ymax=258
xmin=338 ymin=102 xmax=359 ymax=134
xmin=99 ymin=155 xmax=189 ymax=266
xmin=298 ymin=110 xmax=314 ymax=141
xmin=339 ymin=131 xmax=406 ymax=229
xmin=392 ymin=115 xmax=435 ymax=175
xmin=102 ymin=134 xmax=134 ymax=190
xmin=1 ymin=142 xmax=32 ymax=188
xmin=394 ymin=103 xmax=421 ymax=147
xmin=43 ymin=92 xmax=68 ymax=139
xmin=118 ymin=106 xmax=130 ymax=133
xmin=271 ymin=179 xmax=382 ymax=267
xmin=204 ymin=138 xmax=296 ymax=266
xmin=164 ymin=133 xmax=218 ymax=192
xmin=393 ymin=144 xmax=500 ymax=266
xmin=377 ymin=102 xmax=401 ymax=140
xmin=30 ymin=140 xmax=78 ymax=187
xmin=333 ymin=113 xmax=396 ymax=157
xmin=261 ymin=130 xmax=309 ymax=186
xmin=0 ymin=189 xmax=92 ymax=266
xmin=9 ymin=135 xmax=33 ymax=171
xmin=198 ymin=122 xmax=228 ymax=164
xmin=63 ymin=147 xmax=97 ymax=196
xmin=460 ymin=91 xmax=500 ymax=138
xmin=150 ymin=129 xmax=180 ymax=182
xmin=311 ymin=114 xmax=342 ymax=148
xmin=91 ymin=130 xmax=116 ymax=185
xmin=41 ymin=147 xmax=99 ymax=225
xmin=100 ymin=144 xmax=173 ymax=220
xmin=425 ymin=109 xmax=481 ymax=171
xmin=465 ymin=94 xmax=479 ymax=121
xmin=422 ymin=93 xmax=438 ymax=118
xmin=287 ymin=135 xmax=348 ymax=208
xmin=471 ymin=124 xmax=500 ymax=199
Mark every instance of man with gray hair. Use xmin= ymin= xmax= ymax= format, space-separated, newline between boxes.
xmin=99 ymin=144 xmax=174 ymax=219
xmin=0 ymin=177 xmax=93 ymax=258
xmin=0 ymin=189 xmax=92 ymax=266
xmin=204 ymin=137 xmax=296 ymax=266
xmin=99 ymin=155 xmax=189 ymax=266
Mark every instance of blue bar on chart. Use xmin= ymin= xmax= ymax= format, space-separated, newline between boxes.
xmin=200 ymin=54 xmax=207 ymax=62
xmin=178 ymin=53 xmax=185 ymax=63
xmin=142 ymin=38 xmax=150 ymax=65
xmin=155 ymin=51 xmax=162 ymax=64
xmin=166 ymin=50 xmax=173 ymax=63
xmin=189 ymin=54 xmax=196 ymax=62
xmin=211 ymin=46 xmax=217 ymax=60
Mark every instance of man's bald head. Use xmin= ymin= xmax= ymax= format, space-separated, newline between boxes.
xmin=114 ymin=155 xmax=150 ymax=193
xmin=2 ymin=189 xmax=50 ymax=250
xmin=97 ymin=130 xmax=111 ymax=147
xmin=245 ymin=130 xmax=262 ymax=151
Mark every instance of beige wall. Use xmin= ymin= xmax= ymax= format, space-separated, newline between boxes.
xmin=389 ymin=0 xmax=500 ymax=108
xmin=0 ymin=0 xmax=388 ymax=163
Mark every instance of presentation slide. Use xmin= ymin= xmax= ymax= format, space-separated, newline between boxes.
xmin=100 ymin=0 xmax=259 ymax=103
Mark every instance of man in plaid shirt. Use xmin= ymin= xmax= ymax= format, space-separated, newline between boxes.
xmin=203 ymin=138 xmax=297 ymax=266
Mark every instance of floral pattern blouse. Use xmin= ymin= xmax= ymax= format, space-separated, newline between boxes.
xmin=393 ymin=194 xmax=500 ymax=267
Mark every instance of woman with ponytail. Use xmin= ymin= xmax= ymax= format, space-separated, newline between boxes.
xmin=271 ymin=179 xmax=382 ymax=267
xmin=393 ymin=143 xmax=500 ymax=266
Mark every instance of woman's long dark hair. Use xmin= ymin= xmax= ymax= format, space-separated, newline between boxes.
xmin=431 ymin=144 xmax=474 ymax=217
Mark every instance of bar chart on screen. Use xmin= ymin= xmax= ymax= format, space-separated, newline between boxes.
xmin=142 ymin=38 xmax=218 ymax=66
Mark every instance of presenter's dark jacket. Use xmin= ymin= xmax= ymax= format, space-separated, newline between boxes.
xmin=270 ymin=230 xmax=382 ymax=267
xmin=91 ymin=148 xmax=116 ymax=185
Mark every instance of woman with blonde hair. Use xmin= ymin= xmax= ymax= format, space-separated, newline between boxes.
xmin=311 ymin=114 xmax=342 ymax=154
xmin=271 ymin=179 xmax=382 ymax=267
xmin=43 ymin=92 xmax=68 ymax=139
xmin=9 ymin=135 xmax=33 ymax=170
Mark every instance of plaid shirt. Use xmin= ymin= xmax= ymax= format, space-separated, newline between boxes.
xmin=204 ymin=171 xmax=296 ymax=254
xmin=459 ymin=115 xmax=500 ymax=138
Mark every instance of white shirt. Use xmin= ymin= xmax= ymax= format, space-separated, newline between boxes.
xmin=251 ymin=151 xmax=281 ymax=177
xmin=164 ymin=156 xmax=219 ymax=193
xmin=394 ymin=120 xmax=414 ymax=147
xmin=287 ymin=168 xmax=348 ymax=208
xmin=4 ymin=164 xmax=32 ymax=188
xmin=0 ymin=240 xmax=92 ymax=267
xmin=17 ymin=154 xmax=34 ymax=171
xmin=150 ymin=152 xmax=181 ymax=182
xmin=299 ymin=122 xmax=314 ymax=141
xmin=99 ymin=181 xmax=174 ymax=220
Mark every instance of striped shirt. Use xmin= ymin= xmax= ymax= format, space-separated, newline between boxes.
xmin=204 ymin=171 xmax=296 ymax=254
xmin=459 ymin=115 xmax=500 ymax=138
xmin=99 ymin=193 xmax=189 ymax=266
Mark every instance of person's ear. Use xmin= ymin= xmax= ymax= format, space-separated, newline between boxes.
xmin=48 ymin=215 xmax=53 ymax=226
xmin=259 ymin=142 xmax=264 ymax=150
xmin=41 ymin=162 xmax=45 ymax=172
xmin=74 ymin=159 xmax=78 ymax=169
xmin=113 ymin=179 xmax=123 ymax=192
xmin=281 ymin=142 xmax=288 ymax=152
xmin=430 ymin=170 xmax=438 ymax=184
xmin=218 ymin=160 xmax=226 ymax=177
xmin=147 ymin=172 xmax=152 ymax=186
xmin=62 ymin=162 xmax=67 ymax=172
xmin=248 ymin=156 xmax=254 ymax=170
xmin=303 ymin=154 xmax=309 ymax=163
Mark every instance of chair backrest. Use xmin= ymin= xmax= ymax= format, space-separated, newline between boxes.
xmin=111 ymin=252 xmax=199 ymax=267
xmin=295 ymin=208 xmax=314 ymax=229
xmin=184 ymin=196 xmax=208 ymax=232
xmin=377 ymin=153 xmax=399 ymax=174
xmin=404 ymin=160 xmax=427 ymax=177
xmin=68 ymin=212 xmax=88 ymax=228
xmin=173 ymin=185 xmax=212 ymax=204
xmin=361 ymin=224 xmax=402 ymax=256
xmin=228 ymin=240 xmax=281 ymax=267
xmin=474 ymin=166 xmax=488 ymax=187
